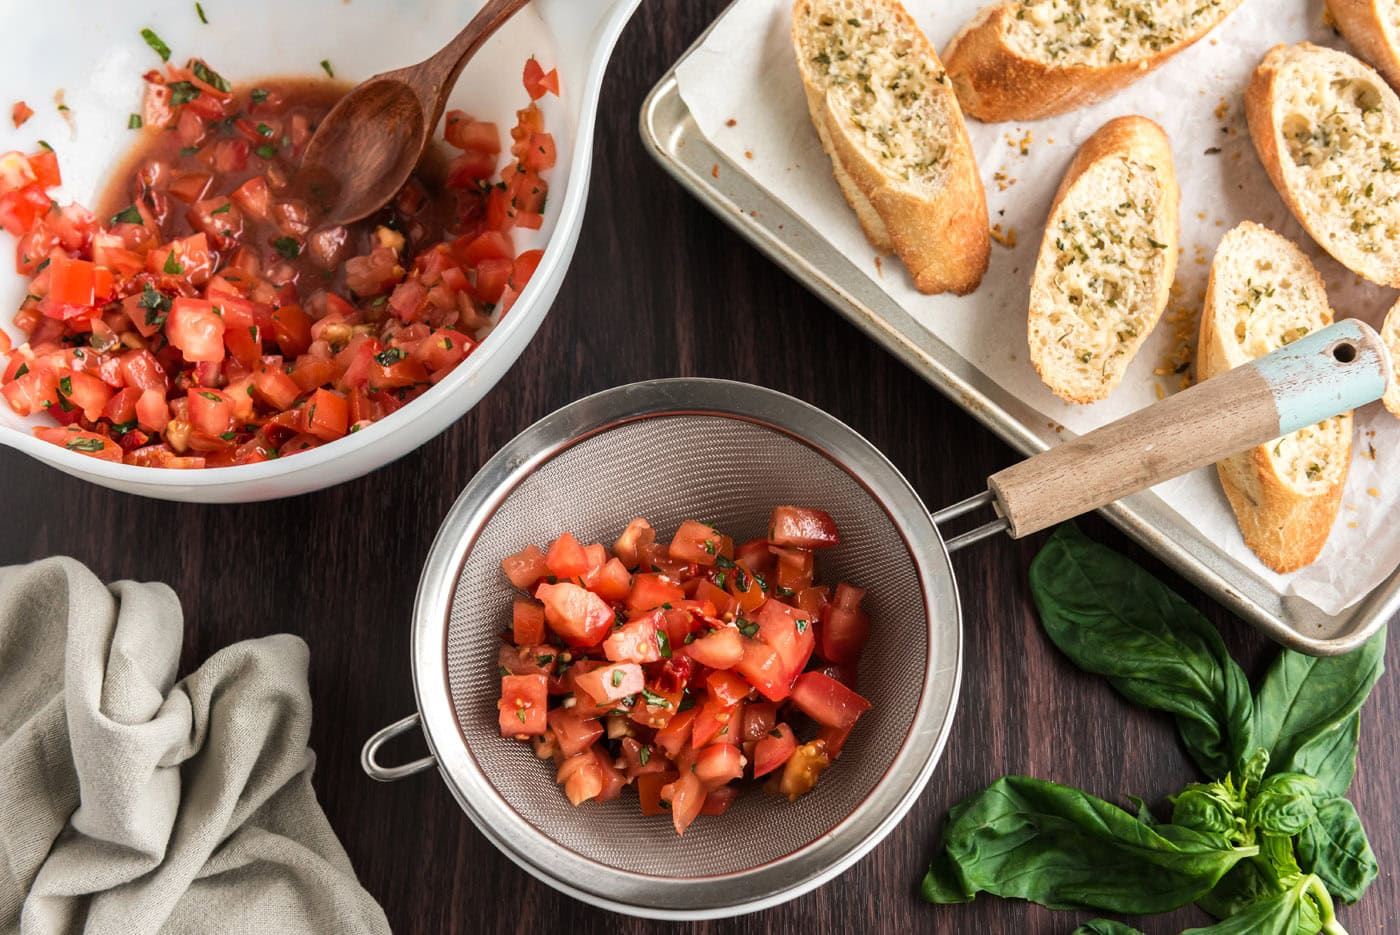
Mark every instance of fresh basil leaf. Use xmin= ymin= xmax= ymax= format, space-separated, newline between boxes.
xmin=1184 ymin=867 xmax=1336 ymax=935
xmin=1029 ymin=524 xmax=1254 ymax=779
xmin=922 ymin=776 xmax=1256 ymax=913
xmin=1245 ymin=773 xmax=1319 ymax=837
xmin=1253 ymin=629 xmax=1385 ymax=796
xmin=1070 ymin=922 xmax=1146 ymax=935
xmin=1295 ymin=796 xmax=1377 ymax=904
xmin=1172 ymin=781 xmax=1244 ymax=838
xmin=1125 ymin=794 xmax=1157 ymax=827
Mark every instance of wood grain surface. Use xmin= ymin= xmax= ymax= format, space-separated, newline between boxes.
xmin=1 ymin=3 xmax=1395 ymax=932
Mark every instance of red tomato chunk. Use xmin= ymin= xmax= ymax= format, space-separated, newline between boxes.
xmin=0 ymin=57 xmax=560 ymax=468
xmin=494 ymin=507 xmax=874 ymax=834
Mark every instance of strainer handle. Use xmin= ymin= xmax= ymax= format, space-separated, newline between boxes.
xmin=362 ymin=713 xmax=438 ymax=782
xmin=986 ymin=319 xmax=1390 ymax=539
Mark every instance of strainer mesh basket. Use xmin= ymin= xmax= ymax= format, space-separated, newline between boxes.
xmin=443 ymin=414 xmax=928 ymax=876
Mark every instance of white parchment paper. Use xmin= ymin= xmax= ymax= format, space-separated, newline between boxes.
xmin=675 ymin=0 xmax=1400 ymax=614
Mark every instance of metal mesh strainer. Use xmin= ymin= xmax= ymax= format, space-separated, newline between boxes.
xmin=367 ymin=379 xmax=961 ymax=919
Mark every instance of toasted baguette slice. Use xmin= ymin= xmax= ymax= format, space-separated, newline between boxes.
xmin=1027 ymin=116 xmax=1179 ymax=403
xmin=792 ymin=0 xmax=989 ymax=295
xmin=1246 ymin=43 xmax=1400 ymax=287
xmin=1198 ymin=222 xmax=1351 ymax=573
xmin=1327 ymin=0 xmax=1400 ymax=91
xmin=942 ymin=0 xmax=1244 ymax=122
xmin=1382 ymin=297 xmax=1400 ymax=415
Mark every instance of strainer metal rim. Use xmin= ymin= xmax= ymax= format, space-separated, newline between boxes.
xmin=408 ymin=378 xmax=963 ymax=920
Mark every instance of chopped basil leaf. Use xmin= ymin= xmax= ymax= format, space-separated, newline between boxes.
xmin=65 ymin=437 xmax=106 ymax=452
xmin=168 ymin=81 xmax=201 ymax=106
xmin=641 ymin=688 xmax=671 ymax=708
xmin=611 ymin=670 xmax=624 ymax=688
xmin=251 ymin=88 xmax=270 ymax=104
xmin=272 ymin=236 xmax=300 ymax=258
xmin=638 ymin=746 xmax=651 ymax=766
xmin=714 ymin=571 xmax=726 ymax=590
xmin=536 ymin=653 xmax=554 ymax=665
xmin=683 ymin=632 xmax=695 ymax=645
xmin=198 ymin=390 xmax=222 ymax=402
xmin=752 ymin=570 xmax=769 ymax=591
xmin=179 ymin=146 xmax=199 ymax=157
xmin=715 ymin=554 xmax=736 ymax=569
xmin=796 ymin=617 xmax=808 ymax=634
xmin=738 ymin=618 xmax=759 ymax=638
xmin=111 ymin=204 xmax=143 ymax=225
xmin=219 ymin=430 xmax=236 ymax=441
xmin=255 ymin=122 xmax=273 ymax=137
xmin=320 ymin=59 xmax=335 ymax=78
xmin=195 ymin=2 xmax=208 ymax=23
xmin=703 ymin=539 xmax=717 ymax=555
xmin=140 ymin=28 xmax=171 ymax=62
xmin=499 ymin=666 xmax=510 ymax=677
xmin=109 ymin=420 xmax=138 ymax=436
xmin=140 ymin=282 xmax=171 ymax=327
xmin=373 ymin=346 xmax=406 ymax=367
xmin=128 ymin=113 xmax=144 ymax=130
xmin=58 ymin=376 xmax=72 ymax=395
xmin=769 ymin=728 xmax=783 ymax=738
xmin=442 ymin=337 xmax=453 ymax=349
xmin=515 ymin=708 xmax=526 ymax=724
xmin=36 ymin=140 xmax=53 ymax=153
xmin=660 ymin=602 xmax=673 ymax=610
xmin=14 ymin=363 xmax=29 ymax=379
xmin=190 ymin=60 xmax=231 ymax=93
xmin=163 ymin=251 xmax=183 ymax=274
xmin=255 ymin=143 xmax=277 ymax=159
xmin=35 ymin=257 xmax=50 ymax=273
xmin=211 ymin=202 xmax=231 ymax=214
xmin=655 ymin=628 xmax=672 ymax=659
xmin=56 ymin=396 xmax=74 ymax=412
xmin=677 ymin=694 xmax=696 ymax=712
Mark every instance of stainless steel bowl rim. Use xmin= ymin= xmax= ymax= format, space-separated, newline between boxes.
xmin=408 ymin=378 xmax=963 ymax=920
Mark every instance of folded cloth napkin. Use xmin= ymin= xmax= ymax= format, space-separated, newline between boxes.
xmin=0 ymin=558 xmax=390 ymax=935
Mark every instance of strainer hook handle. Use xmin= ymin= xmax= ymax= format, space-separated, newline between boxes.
xmin=362 ymin=713 xmax=437 ymax=782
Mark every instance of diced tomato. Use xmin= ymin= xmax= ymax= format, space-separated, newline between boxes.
xmin=444 ymin=112 xmax=502 ymax=153
xmin=755 ymin=598 xmax=815 ymax=684
xmin=819 ymin=599 xmax=871 ymax=665
xmin=741 ymin=702 xmax=778 ymax=742
xmin=653 ymin=707 xmax=696 ymax=759
xmin=301 ymin=387 xmax=348 ymax=441
xmin=523 ymin=132 xmax=557 ymax=172
xmin=101 ymin=386 xmax=141 ymax=425
xmin=498 ymin=674 xmax=548 ymax=737
xmin=771 ymin=545 xmax=815 ymax=591
xmin=789 ymin=672 xmax=872 ymax=730
xmin=660 ymin=769 xmax=704 ymax=836
xmin=1 ymin=369 xmax=59 ymax=417
xmin=473 ymin=257 xmax=513 ymax=304
xmin=0 ymin=183 xmax=51 ymax=236
xmin=231 ymin=176 xmax=271 ymax=219
xmin=34 ymin=426 xmax=123 ymax=462
xmin=728 ymin=560 xmax=767 ymax=614
xmin=572 ymin=662 xmax=643 ymax=704
xmin=691 ymin=694 xmax=739 ymax=748
xmin=512 ymin=597 xmax=546 ymax=645
xmin=769 ymin=506 xmax=840 ymax=549
xmin=613 ymin=518 xmax=655 ymax=569
xmin=685 ymin=626 xmax=743 ymax=670
xmin=28 ymin=150 xmax=60 ymax=188
xmin=753 ymin=723 xmax=798 ymax=778
xmin=511 ymin=249 xmax=544 ymax=290
xmin=590 ymin=745 xmax=627 ymax=802
xmin=602 ymin=615 xmax=662 ymax=664
xmin=627 ymin=573 xmax=685 ymax=613
xmin=252 ymin=365 xmax=299 ymax=410
xmin=699 ymin=784 xmax=738 ymax=816
xmin=694 ymin=743 xmax=744 ymax=789
xmin=819 ymin=723 xmax=855 ymax=758
xmin=735 ymin=637 xmax=790 ymax=702
xmin=268 ymin=304 xmax=312 ymax=357
xmin=502 ymin=544 xmax=548 ymax=589
xmin=544 ymin=531 xmax=590 ymax=579
xmin=557 ymin=752 xmax=604 ymax=805
xmin=188 ymin=388 xmax=235 ymax=436
xmin=11 ymin=102 xmax=34 ymax=128
xmin=637 ymin=771 xmax=676 ymax=817
xmin=546 ymin=707 xmax=603 ymax=757
xmin=535 ymin=581 xmax=614 ymax=647
xmin=458 ymin=230 xmax=514 ymax=266
xmin=522 ymin=58 xmax=561 ymax=99
xmin=165 ymin=298 xmax=225 ymax=362
xmin=620 ymin=738 xmax=666 ymax=780
xmin=669 ymin=519 xmax=725 ymax=566
xmin=586 ymin=557 xmax=631 ymax=602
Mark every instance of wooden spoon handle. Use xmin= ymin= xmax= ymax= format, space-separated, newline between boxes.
xmin=988 ymin=319 xmax=1390 ymax=539
xmin=396 ymin=0 xmax=531 ymax=122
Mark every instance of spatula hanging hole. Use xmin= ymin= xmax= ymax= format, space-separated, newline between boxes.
xmin=1332 ymin=342 xmax=1358 ymax=364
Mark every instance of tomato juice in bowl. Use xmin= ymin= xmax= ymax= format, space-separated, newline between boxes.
xmin=0 ymin=0 xmax=643 ymax=501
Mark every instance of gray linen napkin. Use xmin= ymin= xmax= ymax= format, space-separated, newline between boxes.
xmin=0 ymin=558 xmax=391 ymax=935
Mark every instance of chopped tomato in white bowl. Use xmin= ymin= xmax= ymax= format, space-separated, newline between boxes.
xmin=0 ymin=0 xmax=642 ymax=500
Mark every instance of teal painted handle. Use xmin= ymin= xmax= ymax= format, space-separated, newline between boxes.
xmin=1255 ymin=319 xmax=1390 ymax=435
xmin=990 ymin=318 xmax=1391 ymax=538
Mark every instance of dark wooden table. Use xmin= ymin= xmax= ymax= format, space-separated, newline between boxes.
xmin=2 ymin=3 xmax=1394 ymax=932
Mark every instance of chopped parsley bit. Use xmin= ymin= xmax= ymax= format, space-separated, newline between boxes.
xmin=656 ymin=628 xmax=672 ymax=659
xmin=141 ymin=28 xmax=172 ymax=62
xmin=638 ymin=746 xmax=651 ymax=766
xmin=190 ymin=60 xmax=231 ymax=93
xmin=641 ymin=688 xmax=671 ymax=708
xmin=251 ymin=88 xmax=270 ymax=104
xmin=211 ymin=202 xmax=231 ymax=214
xmin=163 ymin=251 xmax=184 ymax=274
xmin=128 ymin=113 xmax=144 ymax=130
xmin=737 ymin=618 xmax=759 ymax=638
xmin=320 ymin=59 xmax=335 ymax=78
xmin=255 ymin=143 xmax=277 ymax=159
xmin=14 ymin=363 xmax=29 ymax=379
xmin=111 ymin=205 xmax=143 ymax=225
xmin=168 ymin=81 xmax=201 ymax=106
xmin=36 ymin=140 xmax=52 ymax=153
xmin=373 ymin=346 xmax=406 ymax=367
xmin=65 ymin=437 xmax=106 ymax=452
xmin=195 ymin=2 xmax=208 ymax=23
xmin=611 ymin=670 xmax=624 ymax=688
xmin=715 ymin=554 xmax=736 ymax=569
xmin=272 ymin=236 xmax=300 ymax=259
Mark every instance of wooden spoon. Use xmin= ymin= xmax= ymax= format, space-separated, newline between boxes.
xmin=300 ymin=0 xmax=530 ymax=226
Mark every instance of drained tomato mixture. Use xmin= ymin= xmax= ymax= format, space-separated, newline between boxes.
xmin=497 ymin=507 xmax=874 ymax=836
xmin=0 ymin=53 xmax=560 ymax=467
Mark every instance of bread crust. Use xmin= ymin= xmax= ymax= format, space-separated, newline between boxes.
xmin=1245 ymin=42 xmax=1400 ymax=287
xmin=1327 ymin=0 xmax=1400 ymax=91
xmin=1028 ymin=115 xmax=1180 ymax=403
xmin=1197 ymin=222 xmax=1350 ymax=573
xmin=792 ymin=0 xmax=990 ymax=295
xmin=943 ymin=1 xmax=1242 ymax=122
xmin=1382 ymin=297 xmax=1400 ymax=416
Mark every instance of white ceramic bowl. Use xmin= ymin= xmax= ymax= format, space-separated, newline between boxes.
xmin=0 ymin=0 xmax=641 ymax=501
